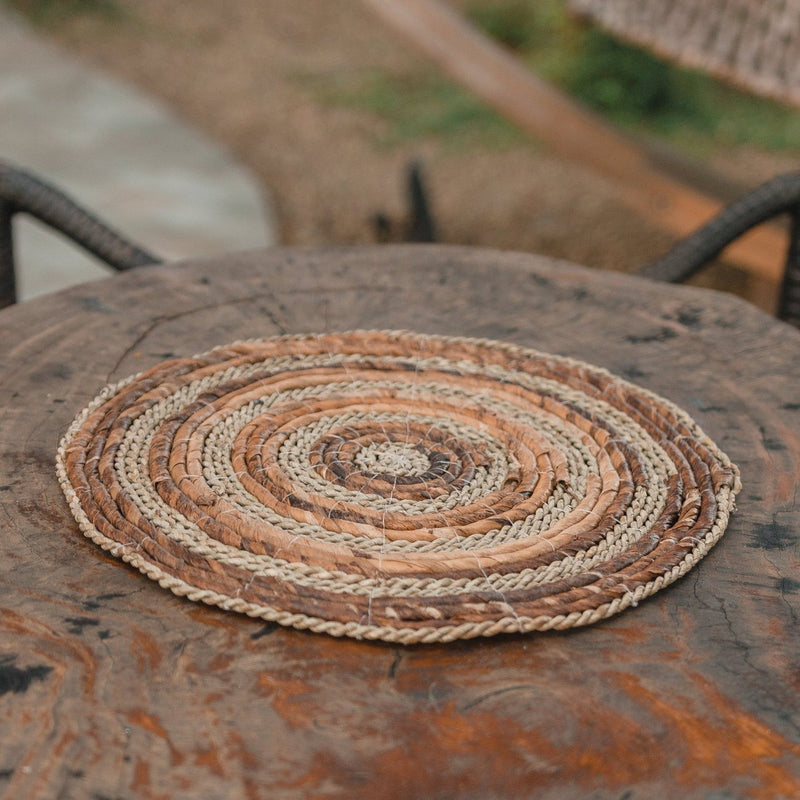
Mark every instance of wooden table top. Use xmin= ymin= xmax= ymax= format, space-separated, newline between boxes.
xmin=1 ymin=245 xmax=798 ymax=799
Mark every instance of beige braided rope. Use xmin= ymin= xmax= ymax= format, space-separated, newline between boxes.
xmin=56 ymin=330 xmax=741 ymax=643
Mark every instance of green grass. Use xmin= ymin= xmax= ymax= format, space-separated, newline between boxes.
xmin=563 ymin=29 xmax=800 ymax=153
xmin=308 ymin=69 xmax=528 ymax=150
xmin=466 ymin=0 xmax=542 ymax=51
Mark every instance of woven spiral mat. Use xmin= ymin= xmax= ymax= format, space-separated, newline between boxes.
xmin=57 ymin=331 xmax=740 ymax=644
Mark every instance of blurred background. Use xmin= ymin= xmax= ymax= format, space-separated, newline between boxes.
xmin=3 ymin=0 xmax=799 ymax=311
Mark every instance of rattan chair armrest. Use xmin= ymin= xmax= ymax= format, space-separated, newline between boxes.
xmin=0 ymin=161 xmax=162 ymax=307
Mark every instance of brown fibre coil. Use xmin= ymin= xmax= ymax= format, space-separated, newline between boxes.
xmin=56 ymin=331 xmax=741 ymax=643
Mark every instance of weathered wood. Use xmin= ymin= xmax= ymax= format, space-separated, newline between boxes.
xmin=0 ymin=245 xmax=798 ymax=799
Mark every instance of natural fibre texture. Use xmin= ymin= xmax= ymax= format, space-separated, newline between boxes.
xmin=56 ymin=331 xmax=740 ymax=643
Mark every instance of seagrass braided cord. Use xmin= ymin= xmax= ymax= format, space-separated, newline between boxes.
xmin=56 ymin=331 xmax=740 ymax=643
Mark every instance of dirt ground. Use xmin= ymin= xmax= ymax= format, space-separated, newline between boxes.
xmin=21 ymin=0 xmax=800 ymax=306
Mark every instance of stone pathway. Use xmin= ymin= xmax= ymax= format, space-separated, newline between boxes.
xmin=0 ymin=7 xmax=276 ymax=300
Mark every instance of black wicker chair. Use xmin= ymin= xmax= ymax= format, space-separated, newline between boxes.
xmin=0 ymin=161 xmax=161 ymax=308
xmin=640 ymin=172 xmax=800 ymax=329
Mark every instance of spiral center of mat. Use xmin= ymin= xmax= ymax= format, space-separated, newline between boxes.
xmin=352 ymin=440 xmax=431 ymax=478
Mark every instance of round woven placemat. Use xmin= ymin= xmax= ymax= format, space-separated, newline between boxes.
xmin=57 ymin=331 xmax=740 ymax=643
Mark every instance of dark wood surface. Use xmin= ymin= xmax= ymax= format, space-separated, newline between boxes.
xmin=1 ymin=245 xmax=798 ymax=799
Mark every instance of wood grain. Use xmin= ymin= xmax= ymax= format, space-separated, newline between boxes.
xmin=0 ymin=245 xmax=798 ymax=799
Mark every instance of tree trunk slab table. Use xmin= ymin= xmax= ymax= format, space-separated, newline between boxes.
xmin=0 ymin=245 xmax=798 ymax=799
